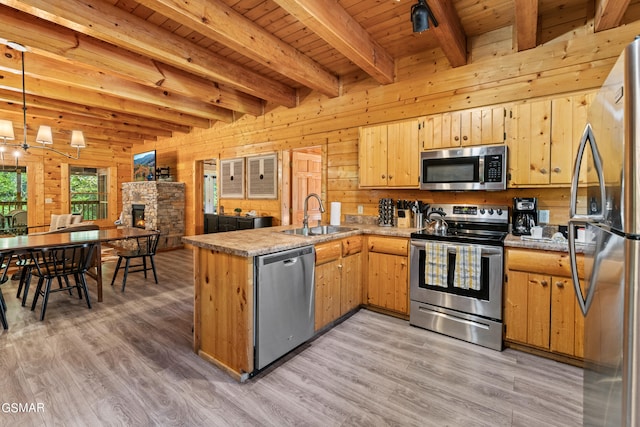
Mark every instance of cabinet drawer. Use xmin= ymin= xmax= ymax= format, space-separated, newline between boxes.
xmin=342 ymin=236 xmax=363 ymax=257
xmin=507 ymin=248 xmax=584 ymax=280
xmin=315 ymin=241 xmax=342 ymax=265
xmin=367 ymin=236 xmax=407 ymax=256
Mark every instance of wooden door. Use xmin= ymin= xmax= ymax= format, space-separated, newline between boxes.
xmin=358 ymin=125 xmax=388 ymax=187
xmin=387 ymin=120 xmax=420 ymax=188
xmin=291 ymin=151 xmax=322 ymax=225
xmin=314 ymin=260 xmax=341 ymax=331
xmin=441 ymin=111 xmax=462 ymax=148
xmin=469 ymin=106 xmax=506 ymax=146
xmin=367 ymin=252 xmax=408 ymax=314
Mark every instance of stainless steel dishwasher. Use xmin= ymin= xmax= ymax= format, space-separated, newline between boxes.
xmin=254 ymin=245 xmax=315 ymax=371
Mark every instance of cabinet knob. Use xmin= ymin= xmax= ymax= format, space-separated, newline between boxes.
xmin=540 ymin=280 xmax=548 ymax=287
xmin=553 ymin=167 xmax=561 ymax=173
xmin=454 ymin=136 xmax=460 ymax=141
xmin=555 ymin=281 xmax=564 ymax=288
xmin=381 ymin=174 xmax=386 ymax=179
xmin=338 ymin=264 xmax=343 ymax=269
xmin=463 ymin=135 xmax=468 ymax=141
xmin=388 ymin=175 xmax=393 ymax=180
xmin=540 ymin=168 xmax=548 ymax=174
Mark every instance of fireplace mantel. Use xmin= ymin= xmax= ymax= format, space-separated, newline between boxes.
xmin=121 ymin=181 xmax=185 ymax=250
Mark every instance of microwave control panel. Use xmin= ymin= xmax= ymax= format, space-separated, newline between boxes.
xmin=484 ymin=154 xmax=504 ymax=182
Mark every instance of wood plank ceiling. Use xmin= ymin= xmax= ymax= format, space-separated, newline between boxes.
xmin=0 ymin=0 xmax=635 ymax=148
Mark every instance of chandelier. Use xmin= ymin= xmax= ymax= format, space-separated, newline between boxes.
xmin=0 ymin=42 xmax=86 ymax=160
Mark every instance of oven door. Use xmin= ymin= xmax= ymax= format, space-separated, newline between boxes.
xmin=409 ymin=239 xmax=504 ymax=320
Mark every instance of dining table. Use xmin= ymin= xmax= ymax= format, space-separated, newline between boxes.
xmin=0 ymin=227 xmax=159 ymax=302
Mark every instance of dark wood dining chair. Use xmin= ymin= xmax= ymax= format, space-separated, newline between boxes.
xmin=0 ymin=250 xmax=15 ymax=330
xmin=29 ymin=243 xmax=97 ymax=321
xmin=109 ymin=231 xmax=160 ymax=292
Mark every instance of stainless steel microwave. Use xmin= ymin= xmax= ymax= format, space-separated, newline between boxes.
xmin=420 ymin=145 xmax=507 ymax=191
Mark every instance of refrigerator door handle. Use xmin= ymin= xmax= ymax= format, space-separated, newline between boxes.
xmin=569 ymin=123 xmax=606 ymax=221
xmin=568 ymin=123 xmax=605 ymax=316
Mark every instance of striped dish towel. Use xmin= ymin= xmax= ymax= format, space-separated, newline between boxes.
xmin=453 ymin=245 xmax=482 ymax=290
xmin=424 ymin=241 xmax=448 ymax=288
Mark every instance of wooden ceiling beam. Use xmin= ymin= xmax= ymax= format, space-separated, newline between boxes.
xmin=595 ymin=0 xmax=632 ymax=32
xmin=135 ymin=0 xmax=339 ymax=97
xmin=272 ymin=0 xmax=395 ymax=85
xmin=514 ymin=0 xmax=538 ymax=51
xmin=0 ymin=88 xmax=192 ymax=134
xmin=0 ymin=46 xmax=234 ymax=123
xmin=428 ymin=0 xmax=467 ymax=67
xmin=0 ymin=105 xmax=173 ymax=140
xmin=0 ymin=0 xmax=297 ymax=107
xmin=0 ymin=73 xmax=211 ymax=130
xmin=0 ymin=6 xmax=263 ymax=117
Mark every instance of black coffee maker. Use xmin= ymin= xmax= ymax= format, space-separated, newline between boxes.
xmin=512 ymin=197 xmax=538 ymax=236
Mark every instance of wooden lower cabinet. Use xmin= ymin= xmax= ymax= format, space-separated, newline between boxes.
xmin=314 ymin=236 xmax=363 ymax=331
xmin=504 ymin=248 xmax=585 ymax=359
xmin=365 ymin=236 xmax=409 ymax=315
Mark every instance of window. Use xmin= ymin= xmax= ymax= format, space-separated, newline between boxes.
xmin=0 ymin=166 xmax=27 ymax=215
xmin=70 ymin=167 xmax=108 ymax=220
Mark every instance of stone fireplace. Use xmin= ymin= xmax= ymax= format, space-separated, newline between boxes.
xmin=121 ymin=181 xmax=185 ymax=250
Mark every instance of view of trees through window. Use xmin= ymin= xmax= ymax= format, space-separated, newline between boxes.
xmin=0 ymin=166 xmax=27 ymax=215
xmin=70 ymin=167 xmax=108 ymax=220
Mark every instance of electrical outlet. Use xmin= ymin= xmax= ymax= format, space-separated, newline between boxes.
xmin=45 ymin=198 xmax=53 ymax=204
xmin=539 ymin=209 xmax=550 ymax=224
xmin=357 ymin=205 xmax=364 ymax=214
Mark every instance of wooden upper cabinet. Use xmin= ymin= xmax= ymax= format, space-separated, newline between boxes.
xmin=508 ymin=92 xmax=595 ymax=187
xmin=421 ymin=106 xmax=506 ymax=150
xmin=359 ymin=125 xmax=388 ymax=187
xmin=359 ymin=119 xmax=420 ymax=188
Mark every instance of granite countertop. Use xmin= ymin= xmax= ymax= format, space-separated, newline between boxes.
xmin=182 ymin=223 xmax=421 ymax=257
xmin=504 ymin=234 xmax=591 ymax=254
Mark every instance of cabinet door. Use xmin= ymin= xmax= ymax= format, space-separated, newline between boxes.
xmin=218 ymin=216 xmax=237 ymax=232
xmin=387 ymin=120 xmax=419 ymax=188
xmin=527 ymin=273 xmax=551 ymax=349
xmin=550 ymin=93 xmax=594 ymax=185
xmin=358 ymin=125 xmax=388 ymax=187
xmin=420 ymin=114 xmax=443 ymax=150
xmin=340 ymin=252 xmax=362 ymax=316
xmin=504 ymin=270 xmax=529 ymax=343
xmin=468 ymin=106 xmax=506 ymax=146
xmin=315 ymin=259 xmax=341 ymax=331
xmin=367 ymin=252 xmax=408 ymax=314
xmin=551 ymin=276 xmax=586 ymax=358
xmin=442 ymin=111 xmax=462 ymax=148
xmin=509 ymin=100 xmax=551 ymax=186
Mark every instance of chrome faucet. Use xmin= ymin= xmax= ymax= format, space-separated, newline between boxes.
xmin=302 ymin=193 xmax=325 ymax=230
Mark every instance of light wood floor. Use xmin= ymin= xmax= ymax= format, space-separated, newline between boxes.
xmin=0 ymin=248 xmax=582 ymax=426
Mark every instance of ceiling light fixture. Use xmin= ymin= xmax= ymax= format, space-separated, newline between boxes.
xmin=0 ymin=42 xmax=86 ymax=160
xmin=411 ymin=0 xmax=438 ymax=33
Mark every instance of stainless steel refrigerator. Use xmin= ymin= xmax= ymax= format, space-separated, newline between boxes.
xmin=569 ymin=37 xmax=640 ymax=426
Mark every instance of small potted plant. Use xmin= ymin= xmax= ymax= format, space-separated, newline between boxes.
xmin=234 ymin=208 xmax=242 ymax=216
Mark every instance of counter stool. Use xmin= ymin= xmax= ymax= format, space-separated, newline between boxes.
xmin=0 ymin=250 xmax=15 ymax=329
xmin=29 ymin=243 xmax=97 ymax=321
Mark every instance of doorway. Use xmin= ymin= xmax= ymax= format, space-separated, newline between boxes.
xmin=283 ymin=146 xmax=324 ymax=226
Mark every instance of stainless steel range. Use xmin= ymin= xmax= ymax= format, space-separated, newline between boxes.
xmin=409 ymin=203 xmax=508 ymax=351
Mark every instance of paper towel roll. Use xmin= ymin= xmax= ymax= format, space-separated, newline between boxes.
xmin=330 ymin=202 xmax=341 ymax=225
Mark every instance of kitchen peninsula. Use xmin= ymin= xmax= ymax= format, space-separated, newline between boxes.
xmin=182 ymin=223 xmax=417 ymax=381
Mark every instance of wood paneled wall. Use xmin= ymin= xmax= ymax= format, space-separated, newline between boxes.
xmin=21 ymin=142 xmax=132 ymax=229
xmin=138 ymin=19 xmax=640 ymax=236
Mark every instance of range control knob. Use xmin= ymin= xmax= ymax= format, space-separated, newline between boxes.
xmin=488 ymin=208 xmax=494 ymax=215
xmin=479 ymin=208 xmax=486 ymax=214
xmin=497 ymin=208 xmax=503 ymax=215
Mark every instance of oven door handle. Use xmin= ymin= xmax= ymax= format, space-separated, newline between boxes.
xmin=410 ymin=240 xmax=502 ymax=256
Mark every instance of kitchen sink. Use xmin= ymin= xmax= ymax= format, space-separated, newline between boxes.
xmin=281 ymin=225 xmax=357 ymax=236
